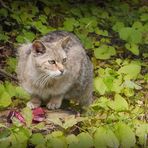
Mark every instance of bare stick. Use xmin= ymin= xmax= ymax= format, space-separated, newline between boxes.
xmin=0 ymin=0 xmax=13 ymax=13
xmin=0 ymin=69 xmax=18 ymax=82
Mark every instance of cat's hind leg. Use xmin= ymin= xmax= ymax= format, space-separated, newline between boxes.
xmin=79 ymin=84 xmax=93 ymax=107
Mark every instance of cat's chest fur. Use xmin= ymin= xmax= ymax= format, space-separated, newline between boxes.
xmin=25 ymin=73 xmax=75 ymax=99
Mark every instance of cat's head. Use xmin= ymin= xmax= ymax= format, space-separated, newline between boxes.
xmin=30 ymin=36 xmax=70 ymax=78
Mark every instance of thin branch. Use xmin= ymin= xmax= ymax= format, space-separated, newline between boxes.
xmin=0 ymin=46 xmax=4 ymax=49
xmin=0 ymin=0 xmax=13 ymax=13
xmin=0 ymin=69 xmax=18 ymax=83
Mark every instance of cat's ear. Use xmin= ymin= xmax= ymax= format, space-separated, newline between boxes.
xmin=32 ymin=40 xmax=46 ymax=54
xmin=60 ymin=36 xmax=71 ymax=48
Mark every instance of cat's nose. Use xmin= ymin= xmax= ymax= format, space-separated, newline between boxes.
xmin=59 ymin=69 xmax=64 ymax=74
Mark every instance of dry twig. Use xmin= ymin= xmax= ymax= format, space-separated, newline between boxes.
xmin=0 ymin=69 xmax=18 ymax=82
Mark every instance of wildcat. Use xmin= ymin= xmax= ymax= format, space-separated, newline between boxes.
xmin=17 ymin=31 xmax=93 ymax=110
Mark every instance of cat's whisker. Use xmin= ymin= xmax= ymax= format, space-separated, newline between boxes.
xmin=40 ymin=75 xmax=47 ymax=86
xmin=34 ymin=74 xmax=49 ymax=87
xmin=39 ymin=75 xmax=49 ymax=86
xmin=35 ymin=74 xmax=48 ymax=87
xmin=42 ymin=75 xmax=51 ymax=87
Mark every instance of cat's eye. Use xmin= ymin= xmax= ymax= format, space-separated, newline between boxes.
xmin=48 ymin=60 xmax=55 ymax=64
xmin=63 ymin=58 xmax=67 ymax=63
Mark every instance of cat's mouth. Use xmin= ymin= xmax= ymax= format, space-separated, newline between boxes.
xmin=47 ymin=70 xmax=65 ymax=78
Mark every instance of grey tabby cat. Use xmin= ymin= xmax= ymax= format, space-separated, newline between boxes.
xmin=17 ymin=31 xmax=93 ymax=109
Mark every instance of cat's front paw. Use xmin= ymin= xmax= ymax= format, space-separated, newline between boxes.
xmin=27 ymin=98 xmax=41 ymax=109
xmin=46 ymin=98 xmax=62 ymax=110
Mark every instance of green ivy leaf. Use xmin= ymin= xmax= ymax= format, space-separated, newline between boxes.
xmin=119 ymin=27 xmax=142 ymax=44
xmin=140 ymin=13 xmax=148 ymax=21
xmin=76 ymin=132 xmax=94 ymax=148
xmin=94 ymin=127 xmax=119 ymax=148
xmin=4 ymin=81 xmax=16 ymax=98
xmin=95 ymin=28 xmax=108 ymax=36
xmin=0 ymin=33 xmax=9 ymax=41
xmin=79 ymin=17 xmax=97 ymax=32
xmin=118 ymin=63 xmax=141 ymax=79
xmin=112 ymin=22 xmax=124 ymax=32
xmin=66 ymin=134 xmax=78 ymax=145
xmin=16 ymin=35 xmax=25 ymax=43
xmin=19 ymin=12 xmax=33 ymax=24
xmin=48 ymin=137 xmax=67 ymax=148
xmin=51 ymin=131 xmax=63 ymax=138
xmin=11 ymin=12 xmax=22 ymax=23
xmin=30 ymin=133 xmax=45 ymax=145
xmin=70 ymin=8 xmax=82 ymax=17
xmin=15 ymin=86 xmax=30 ymax=99
xmin=115 ymin=122 xmax=136 ymax=148
xmin=108 ymin=94 xmax=128 ymax=111
xmin=5 ymin=57 xmax=17 ymax=73
xmin=0 ymin=84 xmax=5 ymax=96
xmin=23 ymin=31 xmax=36 ymax=42
xmin=125 ymin=43 xmax=139 ymax=55
xmin=132 ymin=22 xmax=143 ymax=31
xmin=36 ymin=144 xmax=47 ymax=148
xmin=63 ymin=18 xmax=79 ymax=31
xmin=21 ymin=107 xmax=32 ymax=127
xmin=48 ymin=117 xmax=63 ymax=127
xmin=119 ymin=27 xmax=131 ymax=41
xmin=94 ymin=45 xmax=116 ymax=59
xmin=135 ymin=123 xmax=148 ymax=146
xmin=76 ymin=34 xmax=93 ymax=49
xmin=0 ymin=140 xmax=10 ymax=148
xmin=0 ymin=128 xmax=11 ymax=140
xmin=32 ymin=122 xmax=45 ymax=130
xmin=10 ymin=127 xmax=30 ymax=146
xmin=91 ymin=97 xmax=110 ymax=110
xmin=0 ymin=92 xmax=12 ymax=108
xmin=103 ymin=76 xmax=114 ymax=91
xmin=39 ymin=15 xmax=47 ymax=24
xmin=46 ymin=131 xmax=67 ymax=147
xmin=0 ymin=8 xmax=8 ymax=17
xmin=94 ymin=77 xmax=107 ymax=95
xmin=44 ymin=7 xmax=50 ymax=15
xmin=111 ymin=76 xmax=123 ymax=93
xmin=123 ymin=88 xmax=134 ymax=97
xmin=33 ymin=21 xmax=55 ymax=35
xmin=122 ymin=80 xmax=142 ymax=90
xmin=97 ymin=68 xmax=105 ymax=77
xmin=16 ymin=30 xmax=35 ymax=43
xmin=100 ymin=12 xmax=109 ymax=19
xmin=63 ymin=116 xmax=78 ymax=129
